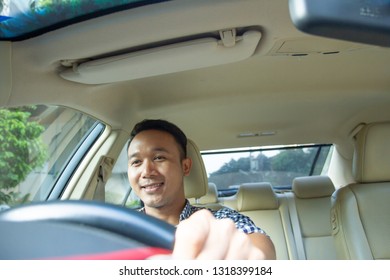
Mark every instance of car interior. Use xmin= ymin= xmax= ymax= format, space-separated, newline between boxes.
xmin=0 ymin=0 xmax=389 ymax=260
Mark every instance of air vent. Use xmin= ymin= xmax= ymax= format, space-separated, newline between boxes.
xmin=238 ymin=131 xmax=277 ymax=138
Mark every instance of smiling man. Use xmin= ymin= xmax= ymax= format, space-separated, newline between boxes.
xmin=127 ymin=119 xmax=276 ymax=260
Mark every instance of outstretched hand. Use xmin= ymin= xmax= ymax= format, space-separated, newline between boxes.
xmin=171 ymin=209 xmax=272 ymax=260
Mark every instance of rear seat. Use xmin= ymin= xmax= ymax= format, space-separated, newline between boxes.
xmin=290 ymin=175 xmax=337 ymax=259
xmin=234 ymin=182 xmax=298 ymax=260
xmin=227 ymin=176 xmax=338 ymax=260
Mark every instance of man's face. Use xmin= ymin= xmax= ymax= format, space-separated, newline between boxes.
xmin=127 ymin=129 xmax=191 ymax=209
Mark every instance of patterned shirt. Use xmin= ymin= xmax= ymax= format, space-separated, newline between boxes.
xmin=139 ymin=199 xmax=267 ymax=236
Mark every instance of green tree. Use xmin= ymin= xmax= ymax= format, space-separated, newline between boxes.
xmin=0 ymin=107 xmax=47 ymax=205
xmin=256 ymin=153 xmax=271 ymax=171
xmin=212 ymin=157 xmax=251 ymax=175
xmin=271 ymin=148 xmax=316 ymax=174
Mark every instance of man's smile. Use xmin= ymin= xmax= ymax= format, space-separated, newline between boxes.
xmin=141 ymin=182 xmax=164 ymax=193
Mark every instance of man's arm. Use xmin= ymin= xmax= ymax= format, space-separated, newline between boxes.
xmin=172 ymin=209 xmax=276 ymax=259
xmin=248 ymin=232 xmax=276 ymax=260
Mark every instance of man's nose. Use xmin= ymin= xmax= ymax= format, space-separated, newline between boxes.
xmin=141 ymin=160 xmax=156 ymax=177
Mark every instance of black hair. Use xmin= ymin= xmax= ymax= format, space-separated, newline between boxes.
xmin=128 ymin=119 xmax=188 ymax=158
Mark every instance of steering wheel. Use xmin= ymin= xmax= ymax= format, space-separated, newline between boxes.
xmin=0 ymin=200 xmax=175 ymax=260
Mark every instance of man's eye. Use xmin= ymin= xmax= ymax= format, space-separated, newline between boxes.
xmin=130 ymin=160 xmax=141 ymax=166
xmin=154 ymin=156 xmax=165 ymax=161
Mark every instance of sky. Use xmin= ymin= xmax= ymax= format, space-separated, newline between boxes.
xmin=202 ymin=150 xmax=279 ymax=175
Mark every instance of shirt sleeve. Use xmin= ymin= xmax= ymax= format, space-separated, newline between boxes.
xmin=212 ymin=207 xmax=268 ymax=236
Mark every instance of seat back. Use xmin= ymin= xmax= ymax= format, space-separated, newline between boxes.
xmin=184 ymin=139 xmax=208 ymax=199
xmin=235 ymin=182 xmax=298 ymax=260
xmin=291 ymin=175 xmax=337 ymax=259
xmin=331 ymin=122 xmax=390 ymax=259
xmin=189 ymin=183 xmax=223 ymax=210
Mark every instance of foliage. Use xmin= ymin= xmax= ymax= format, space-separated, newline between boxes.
xmin=211 ymin=148 xmax=317 ymax=176
xmin=209 ymin=148 xmax=319 ymax=188
xmin=30 ymin=0 xmax=144 ymax=21
xmin=214 ymin=157 xmax=250 ymax=174
xmin=0 ymin=107 xmax=47 ymax=204
xmin=271 ymin=148 xmax=316 ymax=174
xmin=0 ymin=0 xmax=143 ymax=37
xmin=33 ymin=0 xmax=137 ymax=17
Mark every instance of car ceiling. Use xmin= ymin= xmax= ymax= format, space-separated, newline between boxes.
xmin=2 ymin=0 xmax=390 ymax=158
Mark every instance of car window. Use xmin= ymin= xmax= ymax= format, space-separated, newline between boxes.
xmin=0 ymin=105 xmax=103 ymax=208
xmin=202 ymin=144 xmax=333 ymax=195
xmin=0 ymin=0 xmax=171 ymax=40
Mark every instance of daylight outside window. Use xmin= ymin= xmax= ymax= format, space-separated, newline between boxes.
xmin=0 ymin=0 xmax=167 ymax=40
xmin=201 ymin=144 xmax=333 ymax=193
xmin=0 ymin=105 xmax=101 ymax=207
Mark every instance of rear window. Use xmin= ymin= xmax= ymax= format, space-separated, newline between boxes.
xmin=201 ymin=144 xmax=333 ymax=195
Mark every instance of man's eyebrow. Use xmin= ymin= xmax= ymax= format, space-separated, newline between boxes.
xmin=152 ymin=147 xmax=170 ymax=153
xmin=128 ymin=152 xmax=139 ymax=159
xmin=128 ymin=147 xmax=169 ymax=159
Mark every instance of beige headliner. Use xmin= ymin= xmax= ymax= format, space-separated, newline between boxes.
xmin=1 ymin=0 xmax=390 ymax=159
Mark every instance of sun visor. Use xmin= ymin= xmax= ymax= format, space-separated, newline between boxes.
xmin=60 ymin=30 xmax=261 ymax=84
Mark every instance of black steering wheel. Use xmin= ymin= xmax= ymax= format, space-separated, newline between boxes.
xmin=0 ymin=200 xmax=175 ymax=260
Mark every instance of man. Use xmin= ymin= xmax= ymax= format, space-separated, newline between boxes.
xmin=127 ymin=119 xmax=276 ymax=259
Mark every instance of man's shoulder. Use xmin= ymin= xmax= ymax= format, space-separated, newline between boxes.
xmin=210 ymin=206 xmax=241 ymax=218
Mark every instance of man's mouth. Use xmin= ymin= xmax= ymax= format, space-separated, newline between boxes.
xmin=141 ymin=182 xmax=164 ymax=193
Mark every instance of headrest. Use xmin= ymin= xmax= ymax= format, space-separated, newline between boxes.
xmin=353 ymin=122 xmax=390 ymax=183
xmin=184 ymin=139 xmax=208 ymax=199
xmin=236 ymin=182 xmax=278 ymax=211
xmin=196 ymin=183 xmax=219 ymax=204
xmin=292 ymin=176 xmax=335 ymax=198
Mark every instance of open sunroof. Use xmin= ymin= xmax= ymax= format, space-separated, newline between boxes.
xmin=0 ymin=0 xmax=170 ymax=41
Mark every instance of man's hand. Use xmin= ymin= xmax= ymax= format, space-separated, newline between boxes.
xmin=172 ymin=209 xmax=275 ymax=260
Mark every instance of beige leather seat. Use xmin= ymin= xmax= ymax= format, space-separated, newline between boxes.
xmin=331 ymin=122 xmax=390 ymax=259
xmin=235 ymin=182 xmax=298 ymax=260
xmin=290 ymin=176 xmax=337 ymax=259
xmin=184 ymin=139 xmax=208 ymax=200
xmin=189 ymin=182 xmax=223 ymax=210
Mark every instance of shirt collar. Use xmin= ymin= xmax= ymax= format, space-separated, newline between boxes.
xmin=138 ymin=199 xmax=196 ymax=222
xmin=179 ymin=199 xmax=194 ymax=221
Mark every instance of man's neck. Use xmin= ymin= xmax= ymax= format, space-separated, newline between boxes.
xmin=144 ymin=199 xmax=186 ymax=226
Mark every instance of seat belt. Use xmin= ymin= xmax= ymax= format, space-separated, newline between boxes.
xmin=93 ymin=156 xmax=114 ymax=201
xmin=285 ymin=192 xmax=306 ymax=260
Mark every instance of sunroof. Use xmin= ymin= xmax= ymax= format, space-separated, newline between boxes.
xmin=0 ymin=0 xmax=169 ymax=41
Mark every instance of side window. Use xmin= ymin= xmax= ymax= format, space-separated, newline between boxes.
xmin=105 ymin=144 xmax=141 ymax=209
xmin=0 ymin=105 xmax=101 ymax=207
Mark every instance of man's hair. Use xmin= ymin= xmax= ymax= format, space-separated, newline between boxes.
xmin=128 ymin=119 xmax=188 ymax=158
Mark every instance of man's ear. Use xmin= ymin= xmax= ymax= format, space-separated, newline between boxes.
xmin=182 ymin=157 xmax=192 ymax=176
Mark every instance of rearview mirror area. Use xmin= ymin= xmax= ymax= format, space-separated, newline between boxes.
xmin=289 ymin=0 xmax=390 ymax=47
